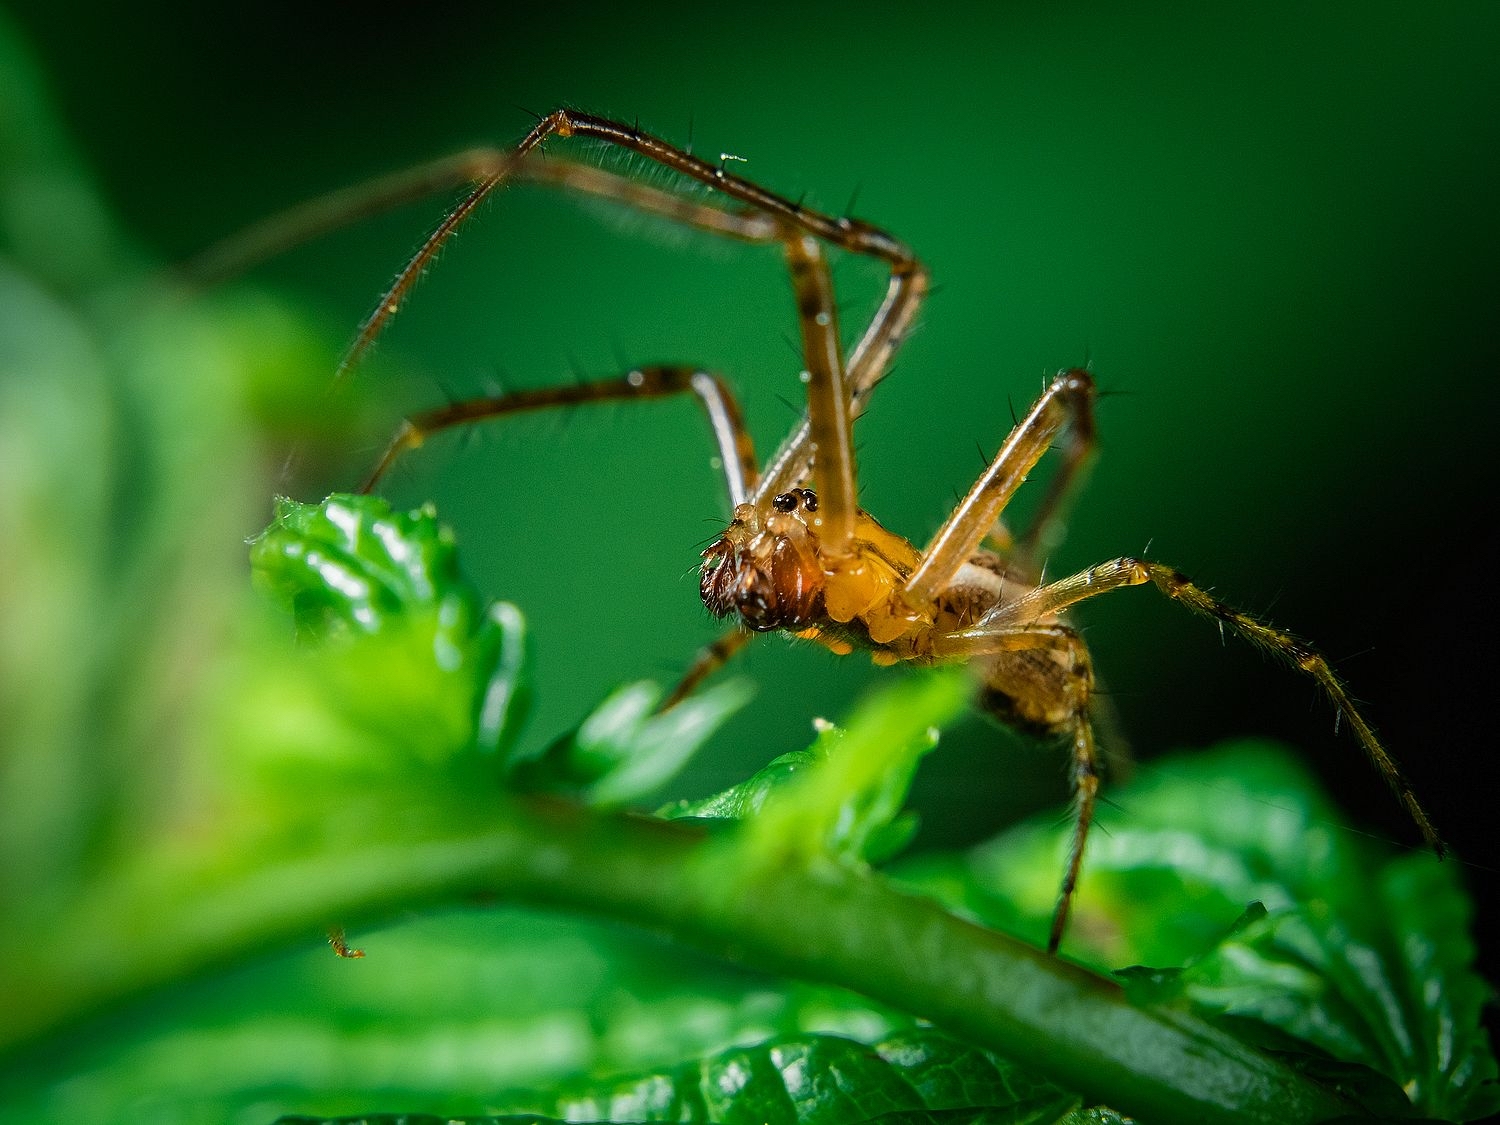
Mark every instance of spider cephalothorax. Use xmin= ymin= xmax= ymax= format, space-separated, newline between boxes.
xmin=701 ymin=486 xmax=946 ymax=648
xmin=700 ymin=490 xmax=825 ymax=632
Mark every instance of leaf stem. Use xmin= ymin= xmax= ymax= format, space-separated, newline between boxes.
xmin=3 ymin=792 xmax=1353 ymax=1125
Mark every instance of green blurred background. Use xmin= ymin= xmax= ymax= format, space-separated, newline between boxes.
xmin=5 ymin=0 xmax=1496 ymax=953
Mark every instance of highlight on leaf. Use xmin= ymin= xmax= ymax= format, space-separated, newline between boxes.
xmin=273 ymin=1028 xmax=1092 ymax=1125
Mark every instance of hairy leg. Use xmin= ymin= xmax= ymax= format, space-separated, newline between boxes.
xmin=928 ymin=621 xmax=1101 ymax=954
xmin=981 ymin=555 xmax=1443 ymax=852
xmin=361 ymin=365 xmax=757 ymax=505
xmin=903 ymin=369 xmax=1096 ymax=609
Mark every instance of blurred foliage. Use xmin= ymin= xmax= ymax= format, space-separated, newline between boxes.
xmin=1 ymin=11 xmax=1496 ymax=1125
xmin=0 ymin=7 xmax=335 ymax=925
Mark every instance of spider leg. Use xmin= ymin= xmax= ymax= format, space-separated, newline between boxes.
xmin=184 ymin=153 xmax=784 ymax=287
xmin=277 ymin=109 xmax=929 ymax=401
xmin=903 ymin=369 xmax=1096 ymax=609
xmin=928 ymin=622 xmax=1100 ymax=955
xmin=1053 ymin=713 xmax=1100 ymax=956
xmin=927 ymin=622 xmax=1082 ymax=659
xmin=660 ymin=628 xmax=752 ymax=711
xmin=753 ymin=257 xmax=928 ymax=499
xmin=989 ymin=370 xmax=1119 ymax=774
xmin=363 ymin=365 xmax=762 ymax=713
xmin=360 ymin=365 xmax=757 ymax=504
xmin=1012 ymin=376 xmax=1098 ymax=573
xmin=975 ymin=377 xmax=1099 ymax=584
xmin=980 ymin=556 xmax=1445 ymax=854
xmin=188 ymin=109 xmax=929 ymax=510
xmin=784 ymin=234 xmax=858 ymax=550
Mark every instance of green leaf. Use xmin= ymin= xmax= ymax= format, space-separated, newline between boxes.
xmin=275 ymin=1029 xmax=1086 ymax=1125
xmin=723 ymin=670 xmax=967 ymax=866
xmin=275 ymin=1118 xmax=578 ymax=1125
xmin=660 ymin=745 xmax=818 ymax=820
xmin=660 ymin=713 xmax=926 ymax=865
xmin=243 ymin=493 xmax=534 ymax=778
xmin=0 ymin=907 xmax=903 ymax=1123
xmin=276 ymin=1116 xmax=1090 ymax=1125
xmin=900 ymin=743 xmax=1499 ymax=1121
xmin=252 ymin=492 xmax=483 ymax=642
xmin=1157 ymin=852 xmax=1499 ymax=1122
xmin=1056 ymin=1111 xmax=1133 ymax=1125
xmin=509 ymin=678 xmax=752 ymax=807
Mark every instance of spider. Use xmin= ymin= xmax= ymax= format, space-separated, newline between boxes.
xmin=201 ymin=108 xmax=1443 ymax=953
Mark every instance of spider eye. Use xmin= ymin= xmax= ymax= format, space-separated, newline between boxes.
xmin=772 ymin=492 xmax=799 ymax=513
xmin=798 ymin=489 xmax=818 ymax=512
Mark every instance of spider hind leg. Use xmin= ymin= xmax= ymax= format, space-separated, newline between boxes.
xmin=984 ymin=633 xmax=1100 ymax=956
xmin=930 ymin=622 xmax=1102 ymax=955
xmin=982 ymin=556 xmax=1445 ymax=856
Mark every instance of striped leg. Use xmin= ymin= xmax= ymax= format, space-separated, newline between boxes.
xmin=979 ymin=556 xmax=1444 ymax=854
xmin=930 ymin=622 xmax=1101 ymax=954
xmin=360 ymin=365 xmax=757 ymax=506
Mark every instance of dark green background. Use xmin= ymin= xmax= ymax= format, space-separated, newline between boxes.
xmin=8 ymin=1 xmax=1496 ymax=951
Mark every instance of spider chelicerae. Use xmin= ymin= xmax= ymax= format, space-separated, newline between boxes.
xmin=203 ymin=108 xmax=1443 ymax=953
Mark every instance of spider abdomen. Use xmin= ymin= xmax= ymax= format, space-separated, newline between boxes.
xmin=977 ymin=641 xmax=1094 ymax=737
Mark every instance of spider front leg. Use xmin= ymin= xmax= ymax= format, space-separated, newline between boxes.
xmin=185 ymin=152 xmax=784 ymax=288
xmin=782 ymin=234 xmax=858 ymax=551
xmin=361 ymin=365 xmax=764 ymax=712
xmin=1013 ymin=377 xmax=1099 ymax=575
xmin=661 ymin=629 xmax=753 ymax=711
xmin=980 ymin=556 xmax=1445 ymax=854
xmin=360 ymin=365 xmax=758 ymax=503
xmin=191 ymin=110 xmax=929 ymax=406
xmin=774 ymin=232 xmax=930 ymax=633
xmin=317 ymin=108 xmax=929 ymax=405
xmin=977 ymin=367 xmax=1101 ymax=583
xmin=904 ymin=369 xmax=1097 ymax=610
xmin=753 ymin=252 xmax=929 ymax=500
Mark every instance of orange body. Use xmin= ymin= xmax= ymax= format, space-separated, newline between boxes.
xmin=699 ymin=488 xmax=1091 ymax=738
